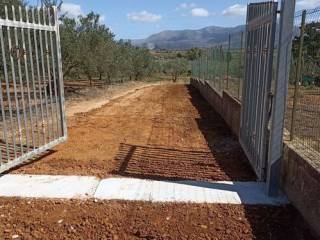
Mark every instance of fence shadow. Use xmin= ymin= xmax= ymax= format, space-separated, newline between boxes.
xmin=186 ymin=84 xmax=256 ymax=180
xmin=112 ymin=85 xmax=255 ymax=182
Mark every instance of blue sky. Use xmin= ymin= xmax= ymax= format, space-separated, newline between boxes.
xmin=28 ymin=0 xmax=320 ymax=39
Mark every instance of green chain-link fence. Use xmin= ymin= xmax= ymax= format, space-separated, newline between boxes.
xmin=285 ymin=7 xmax=320 ymax=156
xmin=191 ymin=7 xmax=320 ymax=156
xmin=191 ymin=31 xmax=245 ymax=100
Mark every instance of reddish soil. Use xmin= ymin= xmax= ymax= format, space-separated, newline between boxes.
xmin=11 ymin=84 xmax=255 ymax=181
xmin=0 ymin=198 xmax=317 ymax=240
xmin=64 ymin=80 xmax=162 ymax=117
xmin=1 ymin=83 xmax=318 ymax=239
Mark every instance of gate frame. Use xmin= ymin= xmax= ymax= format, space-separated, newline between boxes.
xmin=267 ymin=0 xmax=296 ymax=196
xmin=240 ymin=0 xmax=297 ymax=196
xmin=0 ymin=6 xmax=67 ymax=174
xmin=240 ymin=1 xmax=279 ymax=181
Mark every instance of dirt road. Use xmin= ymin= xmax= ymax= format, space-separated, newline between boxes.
xmin=0 ymin=198 xmax=316 ymax=240
xmin=1 ymin=84 xmax=317 ymax=239
xmin=12 ymin=84 xmax=255 ymax=181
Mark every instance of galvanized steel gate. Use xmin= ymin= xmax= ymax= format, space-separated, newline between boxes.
xmin=240 ymin=2 xmax=278 ymax=180
xmin=0 ymin=6 xmax=67 ymax=173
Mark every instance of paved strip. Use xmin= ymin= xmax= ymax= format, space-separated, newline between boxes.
xmin=0 ymin=175 xmax=288 ymax=205
xmin=94 ymin=178 xmax=288 ymax=205
xmin=0 ymin=175 xmax=100 ymax=199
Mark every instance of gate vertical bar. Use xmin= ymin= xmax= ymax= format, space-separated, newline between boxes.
xmin=0 ymin=25 xmax=15 ymax=161
xmin=43 ymin=8 xmax=56 ymax=139
xmin=19 ymin=6 xmax=36 ymax=149
xmin=267 ymin=0 xmax=296 ymax=196
xmin=12 ymin=6 xmax=30 ymax=152
xmin=32 ymin=8 xmax=46 ymax=144
xmin=5 ymin=6 xmax=24 ymax=156
xmin=38 ymin=8 xmax=51 ymax=142
xmin=226 ymin=34 xmax=230 ymax=90
xmin=53 ymin=6 xmax=67 ymax=137
xmin=26 ymin=7 xmax=41 ymax=147
xmin=48 ymin=8 xmax=61 ymax=138
xmin=238 ymin=31 xmax=244 ymax=99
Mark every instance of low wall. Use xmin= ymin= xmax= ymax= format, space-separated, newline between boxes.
xmin=190 ymin=79 xmax=241 ymax=137
xmin=282 ymin=142 xmax=320 ymax=236
xmin=191 ymin=78 xmax=320 ymax=237
xmin=222 ymin=91 xmax=241 ymax=138
xmin=191 ymin=79 xmax=223 ymax=116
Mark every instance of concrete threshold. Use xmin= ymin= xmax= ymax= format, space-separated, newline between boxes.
xmin=0 ymin=175 xmax=288 ymax=205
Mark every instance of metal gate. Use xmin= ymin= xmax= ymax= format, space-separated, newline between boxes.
xmin=0 ymin=6 xmax=67 ymax=173
xmin=240 ymin=2 xmax=278 ymax=180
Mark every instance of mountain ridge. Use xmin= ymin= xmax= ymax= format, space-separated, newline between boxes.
xmin=132 ymin=25 xmax=246 ymax=50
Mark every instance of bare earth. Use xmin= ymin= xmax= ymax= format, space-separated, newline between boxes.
xmin=0 ymin=199 xmax=316 ymax=240
xmin=1 ymin=83 xmax=318 ymax=239
xmin=64 ymin=80 xmax=163 ymax=118
xmin=11 ymin=84 xmax=255 ymax=181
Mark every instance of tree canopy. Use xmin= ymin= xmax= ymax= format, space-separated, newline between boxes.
xmin=59 ymin=12 xmax=157 ymax=84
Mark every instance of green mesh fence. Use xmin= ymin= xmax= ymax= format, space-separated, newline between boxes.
xmin=285 ymin=7 xmax=320 ymax=156
xmin=191 ymin=32 xmax=245 ymax=100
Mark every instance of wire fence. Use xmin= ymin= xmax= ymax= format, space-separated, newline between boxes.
xmin=191 ymin=31 xmax=245 ymax=100
xmin=192 ymin=6 xmax=320 ymax=156
xmin=285 ymin=7 xmax=320 ymax=156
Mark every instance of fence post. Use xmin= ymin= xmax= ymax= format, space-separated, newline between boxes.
xmin=290 ymin=10 xmax=306 ymax=141
xmin=226 ymin=34 xmax=231 ymax=90
xmin=266 ymin=0 xmax=296 ymax=196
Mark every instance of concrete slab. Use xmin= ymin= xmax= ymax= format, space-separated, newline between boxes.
xmin=0 ymin=175 xmax=100 ymax=199
xmin=0 ymin=175 xmax=288 ymax=205
xmin=94 ymin=178 xmax=289 ymax=205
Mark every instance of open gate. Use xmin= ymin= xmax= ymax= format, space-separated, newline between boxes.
xmin=0 ymin=6 xmax=67 ymax=173
xmin=240 ymin=2 xmax=278 ymax=180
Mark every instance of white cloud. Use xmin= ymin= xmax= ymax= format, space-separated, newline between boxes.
xmin=127 ymin=11 xmax=162 ymax=22
xmin=180 ymin=3 xmax=197 ymax=9
xmin=60 ymin=3 xmax=83 ymax=18
xmin=297 ymin=0 xmax=320 ymax=9
xmin=222 ymin=4 xmax=247 ymax=17
xmin=191 ymin=8 xmax=210 ymax=17
xmin=99 ymin=15 xmax=106 ymax=23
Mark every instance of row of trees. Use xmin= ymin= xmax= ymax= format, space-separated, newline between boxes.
xmin=3 ymin=0 xmax=195 ymax=84
xmin=60 ymin=13 xmax=156 ymax=85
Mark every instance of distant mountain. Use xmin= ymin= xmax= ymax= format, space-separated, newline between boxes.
xmin=132 ymin=25 xmax=246 ymax=50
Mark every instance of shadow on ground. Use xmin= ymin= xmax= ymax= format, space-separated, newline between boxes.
xmin=112 ymin=84 xmax=255 ymax=182
xmin=111 ymin=84 xmax=319 ymax=239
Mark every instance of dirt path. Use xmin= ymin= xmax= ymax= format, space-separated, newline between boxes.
xmin=0 ymin=198 xmax=316 ymax=240
xmin=65 ymin=81 xmax=163 ymax=118
xmin=1 ymin=84 xmax=318 ymax=240
xmin=12 ymin=84 xmax=255 ymax=181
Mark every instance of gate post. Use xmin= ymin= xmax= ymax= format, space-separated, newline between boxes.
xmin=267 ymin=0 xmax=296 ymax=196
